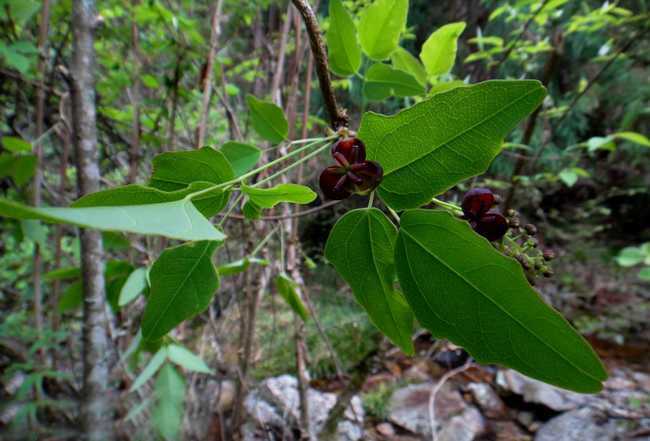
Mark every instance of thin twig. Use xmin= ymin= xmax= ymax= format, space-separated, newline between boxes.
xmin=290 ymin=0 xmax=348 ymax=129
xmin=219 ymin=200 xmax=341 ymax=221
xmin=428 ymin=360 xmax=473 ymax=441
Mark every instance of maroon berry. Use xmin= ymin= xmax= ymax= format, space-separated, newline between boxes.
xmin=331 ymin=137 xmax=366 ymax=165
xmin=319 ymin=166 xmax=352 ymax=200
xmin=473 ymin=210 xmax=508 ymax=242
xmin=462 ymin=188 xmax=496 ymax=219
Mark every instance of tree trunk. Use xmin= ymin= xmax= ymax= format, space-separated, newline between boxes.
xmin=71 ymin=1 xmax=115 ymax=439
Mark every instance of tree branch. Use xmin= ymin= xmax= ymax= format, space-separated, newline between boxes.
xmin=291 ymin=0 xmax=348 ymax=129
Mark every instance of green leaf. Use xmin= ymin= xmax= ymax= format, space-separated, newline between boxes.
xmin=246 ymin=95 xmax=288 ymax=144
xmin=45 ymin=266 xmax=81 ymax=282
xmin=586 ymin=136 xmax=615 ymax=152
xmin=58 ymin=280 xmax=83 ymax=313
xmin=74 ymin=182 xmax=228 ymax=218
xmin=558 ymin=169 xmax=578 ymax=187
xmin=616 ymin=247 xmax=645 ymax=267
xmin=275 ymin=273 xmax=310 ymax=322
xmin=153 ymin=364 xmax=185 ymax=441
xmin=358 ymin=0 xmax=409 ymax=61
xmin=150 ymin=147 xmax=234 ymax=192
xmin=141 ymin=241 xmax=220 ymax=341
xmin=219 ymin=142 xmax=261 ymax=177
xmin=167 ymin=344 xmax=213 ymax=374
xmin=325 ymin=208 xmax=414 ymax=354
xmin=394 ymin=209 xmax=607 ymax=392
xmin=0 ymin=196 xmax=225 ymax=242
xmin=241 ymin=183 xmax=317 ymax=209
xmin=0 ymin=154 xmax=37 ymax=186
xmin=119 ymin=267 xmax=148 ymax=307
xmin=420 ymin=22 xmax=466 ymax=78
xmin=141 ymin=74 xmax=159 ymax=89
xmin=242 ymin=200 xmax=262 ymax=220
xmin=1 ymin=136 xmax=32 ymax=153
xmin=217 ymin=257 xmax=269 ymax=276
xmin=363 ymin=63 xmax=424 ymax=101
xmin=359 ymin=80 xmax=546 ymax=210
xmin=130 ymin=347 xmax=167 ymax=392
xmin=327 ymin=0 xmax=362 ymax=76
xmin=639 ymin=267 xmax=650 ymax=281
xmin=390 ymin=47 xmax=427 ymax=86
xmin=614 ymin=131 xmax=650 ymax=147
xmin=428 ymin=80 xmax=467 ymax=96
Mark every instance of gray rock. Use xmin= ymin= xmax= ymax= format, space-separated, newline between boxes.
xmin=389 ymin=382 xmax=483 ymax=439
xmin=245 ymin=375 xmax=364 ymax=440
xmin=535 ymin=408 xmax=624 ymax=441
xmin=496 ymin=369 xmax=589 ymax=411
xmin=437 ymin=407 xmax=485 ymax=441
xmin=467 ymin=382 xmax=507 ymax=418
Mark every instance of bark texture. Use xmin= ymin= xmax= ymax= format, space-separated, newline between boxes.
xmin=71 ymin=1 xmax=115 ymax=439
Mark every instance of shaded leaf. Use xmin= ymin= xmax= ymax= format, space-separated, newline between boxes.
xmin=58 ymin=280 xmax=82 ymax=313
xmin=359 ymin=80 xmax=546 ymax=209
xmin=614 ymin=131 xmax=650 ymax=147
xmin=1 ymin=136 xmax=31 ymax=153
xmin=219 ymin=142 xmax=261 ymax=177
xmin=395 ymin=209 xmax=607 ymax=392
xmin=0 ymin=153 xmax=37 ymax=186
xmin=246 ymin=95 xmax=288 ymax=144
xmin=363 ymin=63 xmax=424 ymax=101
xmin=325 ymin=208 xmax=414 ymax=354
xmin=141 ymin=241 xmax=220 ymax=341
xmin=217 ymin=257 xmax=269 ymax=276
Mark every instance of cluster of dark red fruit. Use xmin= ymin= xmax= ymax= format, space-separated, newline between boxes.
xmin=461 ymin=188 xmax=508 ymax=242
xmin=319 ymin=137 xmax=383 ymax=200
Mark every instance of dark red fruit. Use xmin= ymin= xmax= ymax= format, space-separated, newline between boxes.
xmin=319 ymin=166 xmax=352 ymax=200
xmin=462 ymin=188 xmax=496 ymax=219
xmin=331 ymin=137 xmax=366 ymax=165
xmin=472 ymin=211 xmax=508 ymax=242
xmin=348 ymin=160 xmax=383 ymax=195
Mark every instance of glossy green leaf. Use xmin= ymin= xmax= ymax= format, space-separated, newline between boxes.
xmin=614 ymin=131 xmax=650 ymax=147
xmin=327 ymin=0 xmax=361 ymax=76
xmin=246 ymin=95 xmax=288 ymax=144
xmin=241 ymin=183 xmax=317 ymax=209
xmin=639 ymin=267 xmax=650 ymax=281
xmin=217 ymin=257 xmax=269 ymax=276
xmin=395 ymin=209 xmax=607 ymax=393
xmin=616 ymin=247 xmax=645 ymax=267
xmin=242 ymin=200 xmax=262 ymax=220
xmin=0 ymin=154 xmax=37 ymax=186
xmin=150 ymin=147 xmax=234 ymax=193
xmin=219 ymin=142 xmax=261 ymax=177
xmin=420 ymin=22 xmax=466 ymax=78
xmin=119 ymin=267 xmax=149 ymax=307
xmin=390 ymin=47 xmax=427 ymax=86
xmin=360 ymin=80 xmax=546 ymax=209
xmin=363 ymin=63 xmax=425 ymax=101
xmin=167 ymin=344 xmax=213 ymax=374
xmin=130 ymin=347 xmax=167 ymax=392
xmin=0 ymin=196 xmax=225 ymax=242
xmin=74 ymin=182 xmax=228 ymax=218
xmin=141 ymin=241 xmax=220 ymax=341
xmin=152 ymin=364 xmax=185 ymax=441
xmin=358 ymin=0 xmax=409 ymax=60
xmin=275 ymin=273 xmax=310 ymax=322
xmin=44 ymin=266 xmax=81 ymax=282
xmin=58 ymin=280 xmax=82 ymax=313
xmin=1 ymin=136 xmax=31 ymax=153
xmin=325 ymin=208 xmax=414 ymax=354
